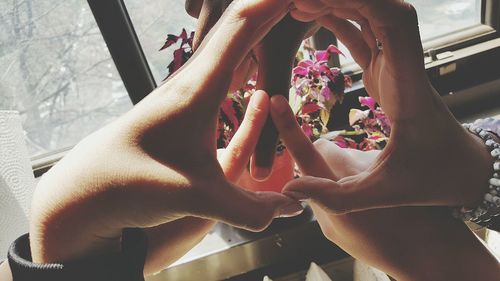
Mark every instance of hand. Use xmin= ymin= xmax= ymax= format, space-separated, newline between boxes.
xmin=29 ymin=0 xmax=302 ymax=266
xmin=145 ymin=90 xmax=282 ymax=275
xmin=186 ymin=0 xmax=318 ymax=179
xmin=270 ymin=95 xmax=500 ymax=280
xmin=285 ymin=0 xmax=493 ymax=212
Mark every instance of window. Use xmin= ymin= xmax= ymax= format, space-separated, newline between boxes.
xmin=0 ymin=0 xmax=132 ymax=159
xmin=4 ymin=0 xmax=496 ymax=169
xmin=339 ymin=0 xmax=483 ymax=69
xmin=124 ymin=0 xmax=196 ymax=82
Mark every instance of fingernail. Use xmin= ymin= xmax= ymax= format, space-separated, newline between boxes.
xmin=284 ymin=191 xmax=308 ymax=201
xmin=248 ymin=90 xmax=262 ymax=107
xmin=278 ymin=202 xmax=304 ymax=218
xmin=251 ymin=166 xmax=272 ymax=181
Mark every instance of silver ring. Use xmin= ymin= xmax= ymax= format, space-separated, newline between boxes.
xmin=376 ymin=39 xmax=383 ymax=51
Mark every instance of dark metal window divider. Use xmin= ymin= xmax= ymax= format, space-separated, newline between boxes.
xmin=87 ymin=0 xmax=156 ymax=105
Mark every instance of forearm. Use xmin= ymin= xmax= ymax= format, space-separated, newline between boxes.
xmin=393 ymin=217 xmax=499 ymax=281
xmin=0 ymin=261 xmax=13 ymax=281
xmin=144 ymin=217 xmax=215 ymax=276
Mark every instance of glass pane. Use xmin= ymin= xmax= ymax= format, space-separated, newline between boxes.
xmin=0 ymin=0 xmax=132 ymax=158
xmin=124 ymin=0 xmax=197 ymax=82
xmin=339 ymin=0 xmax=482 ymax=66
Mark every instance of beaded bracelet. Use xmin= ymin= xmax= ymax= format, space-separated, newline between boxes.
xmin=452 ymin=123 xmax=500 ymax=226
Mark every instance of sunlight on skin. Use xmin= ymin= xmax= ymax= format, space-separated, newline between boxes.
xmin=0 ymin=262 xmax=12 ymax=281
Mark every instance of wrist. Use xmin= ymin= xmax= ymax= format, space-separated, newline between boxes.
xmin=29 ymin=197 xmax=122 ymax=263
xmin=0 ymin=260 xmax=12 ymax=281
xmin=461 ymin=130 xmax=496 ymax=208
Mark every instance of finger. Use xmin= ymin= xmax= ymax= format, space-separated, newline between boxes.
xmin=192 ymin=0 xmax=226 ymax=50
xmin=317 ymin=14 xmax=371 ymax=69
xmin=220 ymin=90 xmax=270 ymax=182
xmin=283 ymin=176 xmax=348 ymax=213
xmin=324 ymin=8 xmax=377 ymax=52
xmin=185 ymin=0 xmax=204 ymax=18
xmin=177 ymin=0 xmax=293 ymax=107
xmin=319 ymin=0 xmax=416 ymax=25
xmin=294 ymin=0 xmax=325 ymax=14
xmin=284 ymin=160 xmax=415 ymax=214
xmin=198 ymin=180 xmax=304 ymax=231
xmin=359 ymin=20 xmax=378 ymax=53
xmin=269 ymin=95 xmax=336 ymax=179
xmin=322 ymin=0 xmax=424 ymax=70
xmin=328 ymin=8 xmax=364 ymax=22
xmin=290 ymin=8 xmax=331 ymax=22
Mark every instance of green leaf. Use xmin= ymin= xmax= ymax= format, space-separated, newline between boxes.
xmin=320 ymin=109 xmax=330 ymax=130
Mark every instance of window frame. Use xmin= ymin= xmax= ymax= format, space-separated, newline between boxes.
xmin=87 ymin=0 xmax=156 ymax=105
xmin=337 ymin=0 xmax=500 ymax=79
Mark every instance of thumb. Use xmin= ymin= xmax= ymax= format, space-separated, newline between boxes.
xmin=198 ymin=180 xmax=303 ymax=231
xmin=283 ymin=176 xmax=352 ymax=214
xmin=284 ymin=170 xmax=402 ymax=214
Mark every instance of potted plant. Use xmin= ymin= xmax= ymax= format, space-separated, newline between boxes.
xmin=160 ymin=30 xmax=390 ymax=192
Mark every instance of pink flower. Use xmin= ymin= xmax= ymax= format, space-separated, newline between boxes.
xmin=333 ymin=136 xmax=358 ymax=149
xmin=334 ymin=138 xmax=348 ymax=148
xmin=297 ymin=60 xmax=314 ymax=68
xmin=301 ymin=123 xmax=313 ymax=137
xmin=293 ymin=66 xmax=309 ymax=77
xmin=327 ymin=44 xmax=343 ymax=56
xmin=314 ymin=44 xmax=343 ymax=62
xmin=301 ymin=103 xmax=322 ymax=114
xmin=320 ymin=86 xmax=332 ymax=102
xmin=314 ymin=50 xmax=330 ymax=62
xmin=359 ymin=96 xmax=376 ymax=110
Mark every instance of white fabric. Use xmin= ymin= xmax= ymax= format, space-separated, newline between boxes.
xmin=0 ymin=111 xmax=35 ymax=259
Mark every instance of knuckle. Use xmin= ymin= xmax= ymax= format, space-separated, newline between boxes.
xmin=281 ymin=115 xmax=300 ymax=131
xmin=313 ymin=138 xmax=332 ymax=152
xmin=185 ymin=0 xmax=203 ymax=18
xmin=243 ymin=107 xmax=264 ymax=124
xmin=226 ymin=0 xmax=258 ymax=28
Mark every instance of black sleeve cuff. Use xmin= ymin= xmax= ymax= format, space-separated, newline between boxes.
xmin=8 ymin=228 xmax=147 ymax=281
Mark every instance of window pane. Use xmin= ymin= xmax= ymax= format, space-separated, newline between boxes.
xmin=0 ymin=0 xmax=132 ymax=158
xmin=339 ymin=0 xmax=482 ymax=66
xmin=124 ymin=0 xmax=197 ymax=82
